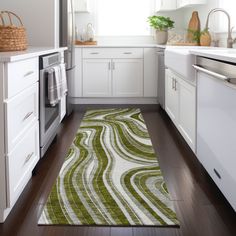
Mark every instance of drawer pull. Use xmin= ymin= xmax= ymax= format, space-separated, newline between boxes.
xmin=22 ymin=111 xmax=34 ymax=122
xmin=24 ymin=152 xmax=34 ymax=165
xmin=214 ymin=168 xmax=222 ymax=179
xmin=108 ymin=62 xmax=111 ymax=70
xmin=112 ymin=62 xmax=115 ymax=70
xmin=90 ymin=52 xmax=99 ymax=55
xmin=123 ymin=52 xmax=132 ymax=54
xmin=24 ymin=71 xmax=34 ymax=78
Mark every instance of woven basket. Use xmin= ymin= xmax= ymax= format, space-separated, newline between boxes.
xmin=0 ymin=11 xmax=27 ymax=52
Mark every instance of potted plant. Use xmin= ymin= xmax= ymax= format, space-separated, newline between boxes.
xmin=147 ymin=15 xmax=175 ymax=45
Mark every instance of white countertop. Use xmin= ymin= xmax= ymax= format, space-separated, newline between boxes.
xmin=0 ymin=47 xmax=67 ymax=62
xmin=75 ymin=43 xmax=166 ymax=49
xmin=189 ymin=48 xmax=236 ymax=63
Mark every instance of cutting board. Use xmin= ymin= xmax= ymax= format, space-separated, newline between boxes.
xmin=187 ymin=11 xmax=200 ymax=43
xmin=75 ymin=40 xmax=97 ymax=45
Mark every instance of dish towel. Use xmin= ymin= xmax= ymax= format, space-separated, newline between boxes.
xmin=47 ymin=66 xmax=61 ymax=106
xmin=59 ymin=63 xmax=68 ymax=96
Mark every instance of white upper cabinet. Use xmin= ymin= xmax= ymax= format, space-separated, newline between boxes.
xmin=74 ymin=0 xmax=90 ymax=13
xmin=177 ymin=0 xmax=206 ymax=8
xmin=156 ymin=0 xmax=177 ymax=12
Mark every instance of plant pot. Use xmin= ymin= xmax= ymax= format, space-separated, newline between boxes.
xmin=156 ymin=30 xmax=168 ymax=45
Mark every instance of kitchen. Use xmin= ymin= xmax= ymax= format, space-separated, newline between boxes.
xmin=0 ymin=0 xmax=236 ymax=235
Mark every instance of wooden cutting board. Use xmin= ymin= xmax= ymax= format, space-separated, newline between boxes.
xmin=187 ymin=11 xmax=200 ymax=43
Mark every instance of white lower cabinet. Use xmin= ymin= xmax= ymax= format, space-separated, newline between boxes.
xmin=83 ymin=59 xmax=112 ymax=97
xmin=82 ymin=58 xmax=143 ymax=98
xmin=74 ymin=47 xmax=158 ymax=102
xmin=6 ymin=122 xmax=39 ymax=207
xmin=112 ymin=59 xmax=143 ymax=97
xmin=165 ymin=69 xmax=196 ymax=152
xmin=0 ymin=56 xmax=40 ymax=223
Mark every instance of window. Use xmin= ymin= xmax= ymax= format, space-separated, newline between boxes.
xmin=96 ymin=0 xmax=155 ymax=36
xmin=218 ymin=1 xmax=236 ymax=32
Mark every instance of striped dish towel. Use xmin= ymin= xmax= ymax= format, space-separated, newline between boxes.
xmin=47 ymin=66 xmax=61 ymax=106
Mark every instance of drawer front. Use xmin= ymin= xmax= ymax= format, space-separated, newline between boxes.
xmin=6 ymin=122 xmax=39 ymax=207
xmin=6 ymin=57 xmax=39 ymax=98
xmin=83 ymin=48 xmax=144 ymax=59
xmin=5 ymin=83 xmax=39 ymax=152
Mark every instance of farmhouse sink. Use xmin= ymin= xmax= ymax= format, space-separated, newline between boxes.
xmin=165 ymin=47 xmax=196 ymax=82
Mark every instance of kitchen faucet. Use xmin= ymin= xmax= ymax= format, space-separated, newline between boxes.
xmin=205 ymin=8 xmax=235 ymax=48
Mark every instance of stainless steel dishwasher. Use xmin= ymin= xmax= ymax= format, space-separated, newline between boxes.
xmin=157 ymin=48 xmax=165 ymax=108
xmin=193 ymin=57 xmax=236 ymax=211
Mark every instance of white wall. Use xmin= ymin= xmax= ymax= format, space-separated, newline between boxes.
xmin=75 ymin=0 xmax=185 ymax=44
xmin=0 ymin=0 xmax=59 ymax=47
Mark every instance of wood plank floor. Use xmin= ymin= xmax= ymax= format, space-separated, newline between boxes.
xmin=0 ymin=105 xmax=236 ymax=236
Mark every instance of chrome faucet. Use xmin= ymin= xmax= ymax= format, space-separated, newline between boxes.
xmin=205 ymin=8 xmax=235 ymax=48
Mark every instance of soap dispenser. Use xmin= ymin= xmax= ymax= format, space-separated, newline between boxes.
xmin=86 ymin=23 xmax=95 ymax=42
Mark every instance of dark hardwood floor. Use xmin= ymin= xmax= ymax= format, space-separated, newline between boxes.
xmin=0 ymin=105 xmax=236 ymax=236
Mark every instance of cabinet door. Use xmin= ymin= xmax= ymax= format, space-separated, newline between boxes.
xmin=74 ymin=0 xmax=90 ymax=12
xmin=83 ymin=59 xmax=112 ymax=97
xmin=112 ymin=59 xmax=143 ymax=97
xmin=165 ymin=69 xmax=178 ymax=123
xmin=177 ymin=77 xmax=196 ymax=150
xmin=177 ymin=0 xmax=206 ymax=8
xmin=156 ymin=0 xmax=177 ymax=11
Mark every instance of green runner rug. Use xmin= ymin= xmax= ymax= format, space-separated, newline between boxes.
xmin=38 ymin=108 xmax=179 ymax=226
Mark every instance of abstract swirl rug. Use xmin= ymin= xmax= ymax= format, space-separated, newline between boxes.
xmin=38 ymin=108 xmax=179 ymax=226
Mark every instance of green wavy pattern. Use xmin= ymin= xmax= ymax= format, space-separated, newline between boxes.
xmin=38 ymin=108 xmax=179 ymax=226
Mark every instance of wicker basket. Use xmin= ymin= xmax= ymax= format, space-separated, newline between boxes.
xmin=0 ymin=11 xmax=27 ymax=52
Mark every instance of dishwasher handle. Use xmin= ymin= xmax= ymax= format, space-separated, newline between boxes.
xmin=193 ymin=64 xmax=229 ymax=81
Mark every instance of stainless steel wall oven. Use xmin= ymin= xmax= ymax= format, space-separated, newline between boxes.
xmin=39 ymin=53 xmax=61 ymax=157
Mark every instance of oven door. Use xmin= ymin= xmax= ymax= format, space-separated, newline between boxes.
xmin=39 ymin=68 xmax=60 ymax=155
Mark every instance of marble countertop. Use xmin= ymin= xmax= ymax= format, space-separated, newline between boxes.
xmin=75 ymin=43 xmax=166 ymax=49
xmin=189 ymin=48 xmax=236 ymax=63
xmin=0 ymin=47 xmax=67 ymax=62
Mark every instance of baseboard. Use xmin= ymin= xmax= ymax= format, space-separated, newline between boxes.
xmin=71 ymin=97 xmax=158 ymax=105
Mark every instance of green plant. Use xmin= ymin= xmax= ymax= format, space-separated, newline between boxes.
xmin=187 ymin=28 xmax=209 ymax=43
xmin=147 ymin=15 xmax=175 ymax=31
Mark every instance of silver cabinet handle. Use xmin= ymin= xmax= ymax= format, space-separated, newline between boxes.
xmin=24 ymin=71 xmax=34 ymax=78
xmin=108 ymin=62 xmax=111 ymax=70
xmin=123 ymin=52 xmax=132 ymax=55
xmin=193 ymin=64 xmax=228 ymax=81
xmin=22 ymin=111 xmax=34 ymax=122
xmin=90 ymin=52 xmax=99 ymax=55
xmin=172 ymin=78 xmax=175 ymax=89
xmin=174 ymin=79 xmax=177 ymax=91
xmin=112 ymin=62 xmax=115 ymax=70
xmin=24 ymin=152 xmax=34 ymax=165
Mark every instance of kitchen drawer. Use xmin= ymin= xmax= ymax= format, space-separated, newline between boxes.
xmin=5 ymin=83 xmax=39 ymax=153
xmin=5 ymin=57 xmax=39 ymax=98
xmin=6 ymin=122 xmax=39 ymax=207
xmin=82 ymin=48 xmax=144 ymax=59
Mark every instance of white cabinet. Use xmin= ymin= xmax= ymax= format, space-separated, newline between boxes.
xmin=0 ymin=57 xmax=40 ymax=223
xmin=82 ymin=58 xmax=143 ymax=97
xmin=73 ymin=47 xmax=158 ymax=103
xmin=83 ymin=59 xmax=112 ymax=97
xmin=113 ymin=59 xmax=143 ymax=97
xmin=156 ymin=0 xmax=177 ymax=12
xmin=165 ymin=69 xmax=196 ymax=151
xmin=177 ymin=0 xmax=206 ymax=8
xmin=74 ymin=0 xmax=90 ymax=12
xmin=165 ymin=69 xmax=178 ymax=123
